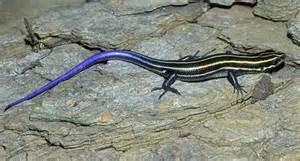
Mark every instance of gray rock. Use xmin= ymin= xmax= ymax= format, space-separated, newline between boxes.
xmin=0 ymin=2 xmax=299 ymax=161
xmin=251 ymin=74 xmax=273 ymax=103
xmin=198 ymin=5 xmax=254 ymax=29
xmin=209 ymin=0 xmax=256 ymax=7
xmin=288 ymin=14 xmax=300 ymax=46
xmin=219 ymin=18 xmax=300 ymax=58
xmin=200 ymin=6 xmax=300 ymax=59
xmin=0 ymin=0 xmax=86 ymax=38
xmin=25 ymin=147 xmax=118 ymax=161
xmin=31 ymin=2 xmax=208 ymax=50
xmin=254 ymin=0 xmax=300 ymax=21
xmin=90 ymin=0 xmax=192 ymax=15
xmin=0 ymin=31 xmax=30 ymax=59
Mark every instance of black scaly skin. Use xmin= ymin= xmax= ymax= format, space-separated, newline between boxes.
xmin=5 ymin=50 xmax=285 ymax=111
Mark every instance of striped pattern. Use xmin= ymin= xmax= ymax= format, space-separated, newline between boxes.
xmin=5 ymin=50 xmax=285 ymax=110
xmin=109 ymin=50 xmax=285 ymax=82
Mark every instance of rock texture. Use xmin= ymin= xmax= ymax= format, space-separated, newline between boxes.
xmin=0 ymin=1 xmax=299 ymax=161
xmin=288 ymin=14 xmax=300 ymax=46
xmin=88 ymin=0 xmax=193 ymax=15
xmin=0 ymin=31 xmax=31 ymax=59
xmin=199 ymin=6 xmax=300 ymax=59
xmin=209 ymin=0 xmax=256 ymax=7
xmin=30 ymin=2 xmax=208 ymax=50
xmin=254 ymin=0 xmax=300 ymax=21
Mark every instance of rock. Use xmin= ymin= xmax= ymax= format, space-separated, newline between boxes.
xmin=0 ymin=31 xmax=31 ymax=59
xmin=197 ymin=80 xmax=300 ymax=160
xmin=0 ymin=2 xmax=299 ymax=161
xmin=254 ymin=0 xmax=300 ymax=22
xmin=31 ymin=2 xmax=208 ymax=50
xmin=0 ymin=0 xmax=89 ymax=60
xmin=97 ymin=112 xmax=113 ymax=123
xmin=218 ymin=18 xmax=300 ymax=58
xmin=198 ymin=5 xmax=254 ymax=29
xmin=0 ymin=146 xmax=6 ymax=159
xmin=199 ymin=6 xmax=300 ymax=59
xmin=65 ymin=98 xmax=80 ymax=107
xmin=89 ymin=0 xmax=192 ymax=15
xmin=209 ymin=0 xmax=256 ymax=7
xmin=251 ymin=74 xmax=273 ymax=103
xmin=287 ymin=14 xmax=300 ymax=46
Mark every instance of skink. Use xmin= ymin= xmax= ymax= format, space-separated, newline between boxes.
xmin=5 ymin=50 xmax=285 ymax=111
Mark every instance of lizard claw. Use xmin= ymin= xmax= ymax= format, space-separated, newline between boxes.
xmin=151 ymin=86 xmax=181 ymax=99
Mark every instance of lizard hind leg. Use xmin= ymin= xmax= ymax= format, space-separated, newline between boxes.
xmin=227 ymin=71 xmax=247 ymax=101
xmin=151 ymin=73 xmax=181 ymax=99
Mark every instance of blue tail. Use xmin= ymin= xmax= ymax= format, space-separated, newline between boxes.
xmin=5 ymin=50 xmax=166 ymax=111
xmin=4 ymin=53 xmax=104 ymax=111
